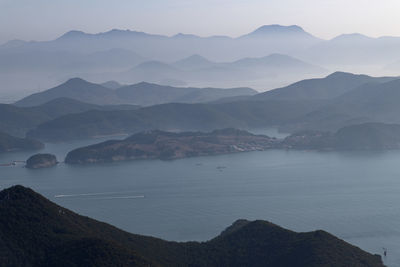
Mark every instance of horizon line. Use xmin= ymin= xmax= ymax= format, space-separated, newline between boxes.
xmin=3 ymin=24 xmax=400 ymax=45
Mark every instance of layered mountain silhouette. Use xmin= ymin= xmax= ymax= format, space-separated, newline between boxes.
xmin=84 ymin=53 xmax=325 ymax=88
xmin=15 ymin=78 xmax=257 ymax=107
xmin=7 ymin=71 xmax=400 ymax=141
xmin=240 ymin=24 xmax=320 ymax=43
xmin=22 ymin=71 xmax=400 ymax=142
xmin=26 ymin=100 xmax=322 ymax=142
xmin=0 ymin=24 xmax=327 ymax=96
xmin=0 ymin=185 xmax=384 ymax=266
xmin=5 ymin=24 xmax=400 ymax=98
xmin=302 ymin=33 xmax=400 ymax=65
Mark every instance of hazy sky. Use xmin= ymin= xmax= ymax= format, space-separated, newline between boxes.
xmin=1 ymin=0 xmax=400 ymax=43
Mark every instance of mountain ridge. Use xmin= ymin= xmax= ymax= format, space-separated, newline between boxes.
xmin=0 ymin=185 xmax=385 ymax=267
xmin=15 ymin=78 xmax=258 ymax=107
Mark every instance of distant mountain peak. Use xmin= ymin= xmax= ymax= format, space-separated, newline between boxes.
xmin=64 ymin=77 xmax=90 ymax=84
xmin=101 ymin=29 xmax=148 ymax=37
xmin=186 ymin=54 xmax=208 ymax=60
xmin=57 ymin=28 xmax=164 ymax=41
xmin=264 ymin=53 xmax=292 ymax=59
xmin=326 ymin=71 xmax=353 ymax=77
xmin=59 ymin=77 xmax=105 ymax=88
xmin=134 ymin=81 xmax=157 ymax=86
xmin=326 ymin=71 xmax=370 ymax=79
xmin=246 ymin=24 xmax=307 ymax=36
xmin=109 ymin=29 xmax=131 ymax=33
xmin=240 ymin=24 xmax=319 ymax=41
xmin=331 ymin=33 xmax=373 ymax=42
xmin=172 ymin=33 xmax=200 ymax=39
xmin=178 ymin=54 xmax=212 ymax=63
xmin=254 ymin=24 xmax=305 ymax=33
xmin=174 ymin=54 xmax=215 ymax=70
xmin=136 ymin=60 xmax=175 ymax=69
xmin=58 ymin=30 xmax=87 ymax=39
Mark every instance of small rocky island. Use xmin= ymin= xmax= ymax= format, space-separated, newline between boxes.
xmin=26 ymin=154 xmax=58 ymax=169
xmin=65 ymin=128 xmax=279 ymax=164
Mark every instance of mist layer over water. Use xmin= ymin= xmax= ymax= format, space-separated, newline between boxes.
xmin=0 ymin=139 xmax=398 ymax=266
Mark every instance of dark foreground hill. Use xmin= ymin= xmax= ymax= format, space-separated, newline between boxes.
xmin=0 ymin=185 xmax=384 ymax=267
xmin=0 ymin=132 xmax=43 ymax=153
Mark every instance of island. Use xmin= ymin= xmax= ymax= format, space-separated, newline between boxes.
xmin=0 ymin=131 xmax=44 ymax=153
xmin=0 ymin=185 xmax=385 ymax=267
xmin=26 ymin=154 xmax=58 ymax=169
xmin=65 ymin=123 xmax=400 ymax=165
xmin=65 ymin=128 xmax=279 ymax=164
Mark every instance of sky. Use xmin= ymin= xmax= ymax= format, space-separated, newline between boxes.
xmin=1 ymin=0 xmax=400 ymax=43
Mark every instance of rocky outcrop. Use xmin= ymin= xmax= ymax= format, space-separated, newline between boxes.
xmin=26 ymin=154 xmax=58 ymax=169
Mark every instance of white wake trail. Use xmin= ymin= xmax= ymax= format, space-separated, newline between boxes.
xmin=54 ymin=191 xmax=144 ymax=198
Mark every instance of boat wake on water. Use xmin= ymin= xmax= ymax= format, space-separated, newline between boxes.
xmin=54 ymin=191 xmax=145 ymax=200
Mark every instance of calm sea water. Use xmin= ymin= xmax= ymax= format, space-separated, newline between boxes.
xmin=1 ymin=135 xmax=399 ymax=266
